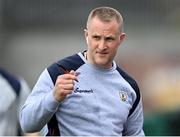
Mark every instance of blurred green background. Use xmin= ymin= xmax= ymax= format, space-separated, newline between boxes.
xmin=0 ymin=0 xmax=180 ymax=135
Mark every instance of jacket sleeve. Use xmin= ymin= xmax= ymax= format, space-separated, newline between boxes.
xmin=17 ymin=78 xmax=31 ymax=116
xmin=122 ymin=98 xmax=145 ymax=136
xmin=19 ymin=69 xmax=60 ymax=133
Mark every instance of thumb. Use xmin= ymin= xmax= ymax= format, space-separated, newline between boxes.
xmin=69 ymin=70 xmax=75 ymax=75
xmin=70 ymin=70 xmax=79 ymax=82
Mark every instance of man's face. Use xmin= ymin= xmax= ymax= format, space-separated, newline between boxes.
xmin=85 ymin=16 xmax=125 ymax=69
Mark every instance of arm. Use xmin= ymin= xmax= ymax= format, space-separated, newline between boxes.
xmin=17 ymin=78 xmax=31 ymax=116
xmin=123 ymin=99 xmax=145 ymax=136
xmin=17 ymin=77 xmax=31 ymax=135
xmin=19 ymin=69 xmax=60 ymax=133
xmin=20 ymin=65 xmax=78 ymax=133
xmin=18 ymin=78 xmax=40 ymax=135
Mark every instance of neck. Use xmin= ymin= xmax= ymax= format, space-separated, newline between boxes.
xmin=84 ymin=51 xmax=113 ymax=69
xmin=84 ymin=51 xmax=88 ymax=60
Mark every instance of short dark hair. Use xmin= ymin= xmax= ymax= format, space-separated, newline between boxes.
xmin=86 ymin=7 xmax=124 ymax=33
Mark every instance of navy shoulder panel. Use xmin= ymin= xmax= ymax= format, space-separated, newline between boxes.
xmin=0 ymin=68 xmax=21 ymax=97
xmin=116 ymin=66 xmax=140 ymax=117
xmin=46 ymin=54 xmax=85 ymax=136
xmin=47 ymin=54 xmax=85 ymax=85
xmin=57 ymin=53 xmax=85 ymax=71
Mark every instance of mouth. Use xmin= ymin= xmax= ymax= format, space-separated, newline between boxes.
xmin=96 ymin=51 xmax=108 ymax=56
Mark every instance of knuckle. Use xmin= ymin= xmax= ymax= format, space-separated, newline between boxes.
xmin=60 ymin=90 xmax=67 ymax=96
xmin=58 ymin=84 xmax=63 ymax=89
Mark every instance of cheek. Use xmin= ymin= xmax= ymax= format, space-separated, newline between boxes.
xmin=88 ymin=40 xmax=97 ymax=50
xmin=109 ymin=43 xmax=119 ymax=55
xmin=110 ymin=42 xmax=119 ymax=50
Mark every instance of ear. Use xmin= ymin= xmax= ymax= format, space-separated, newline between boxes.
xmin=84 ymin=29 xmax=88 ymax=39
xmin=84 ymin=29 xmax=89 ymax=44
xmin=118 ymin=33 xmax=126 ymax=44
xmin=120 ymin=33 xmax=126 ymax=41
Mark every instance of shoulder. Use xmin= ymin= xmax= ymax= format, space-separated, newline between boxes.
xmin=0 ymin=68 xmax=21 ymax=97
xmin=116 ymin=66 xmax=140 ymax=93
xmin=116 ymin=66 xmax=141 ymax=116
xmin=47 ymin=53 xmax=85 ymax=84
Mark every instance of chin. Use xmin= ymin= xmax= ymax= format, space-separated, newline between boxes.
xmin=95 ymin=61 xmax=110 ymax=68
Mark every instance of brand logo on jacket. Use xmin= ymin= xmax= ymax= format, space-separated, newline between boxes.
xmin=119 ymin=91 xmax=127 ymax=102
xmin=74 ymin=87 xmax=94 ymax=94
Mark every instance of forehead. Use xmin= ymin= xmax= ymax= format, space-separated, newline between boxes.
xmin=88 ymin=17 xmax=120 ymax=36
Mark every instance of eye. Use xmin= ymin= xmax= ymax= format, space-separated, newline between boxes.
xmin=92 ymin=35 xmax=101 ymax=41
xmin=105 ymin=37 xmax=115 ymax=42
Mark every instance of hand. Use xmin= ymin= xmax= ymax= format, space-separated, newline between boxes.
xmin=53 ymin=70 xmax=78 ymax=102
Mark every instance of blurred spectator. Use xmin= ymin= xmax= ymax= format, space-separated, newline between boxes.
xmin=0 ymin=67 xmax=31 ymax=135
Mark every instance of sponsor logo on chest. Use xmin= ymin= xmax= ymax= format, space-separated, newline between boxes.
xmin=74 ymin=87 xmax=94 ymax=94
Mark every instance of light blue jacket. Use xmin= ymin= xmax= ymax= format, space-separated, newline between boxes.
xmin=20 ymin=52 xmax=144 ymax=136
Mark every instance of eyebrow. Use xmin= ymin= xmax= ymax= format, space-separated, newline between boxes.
xmin=92 ymin=33 xmax=116 ymax=37
xmin=92 ymin=33 xmax=117 ymax=39
xmin=105 ymin=36 xmax=116 ymax=40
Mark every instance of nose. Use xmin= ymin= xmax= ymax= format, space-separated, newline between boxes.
xmin=98 ymin=39 xmax=107 ymax=50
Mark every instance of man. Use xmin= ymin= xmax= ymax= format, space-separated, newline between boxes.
xmin=20 ymin=7 xmax=144 ymax=136
xmin=0 ymin=67 xmax=30 ymax=135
